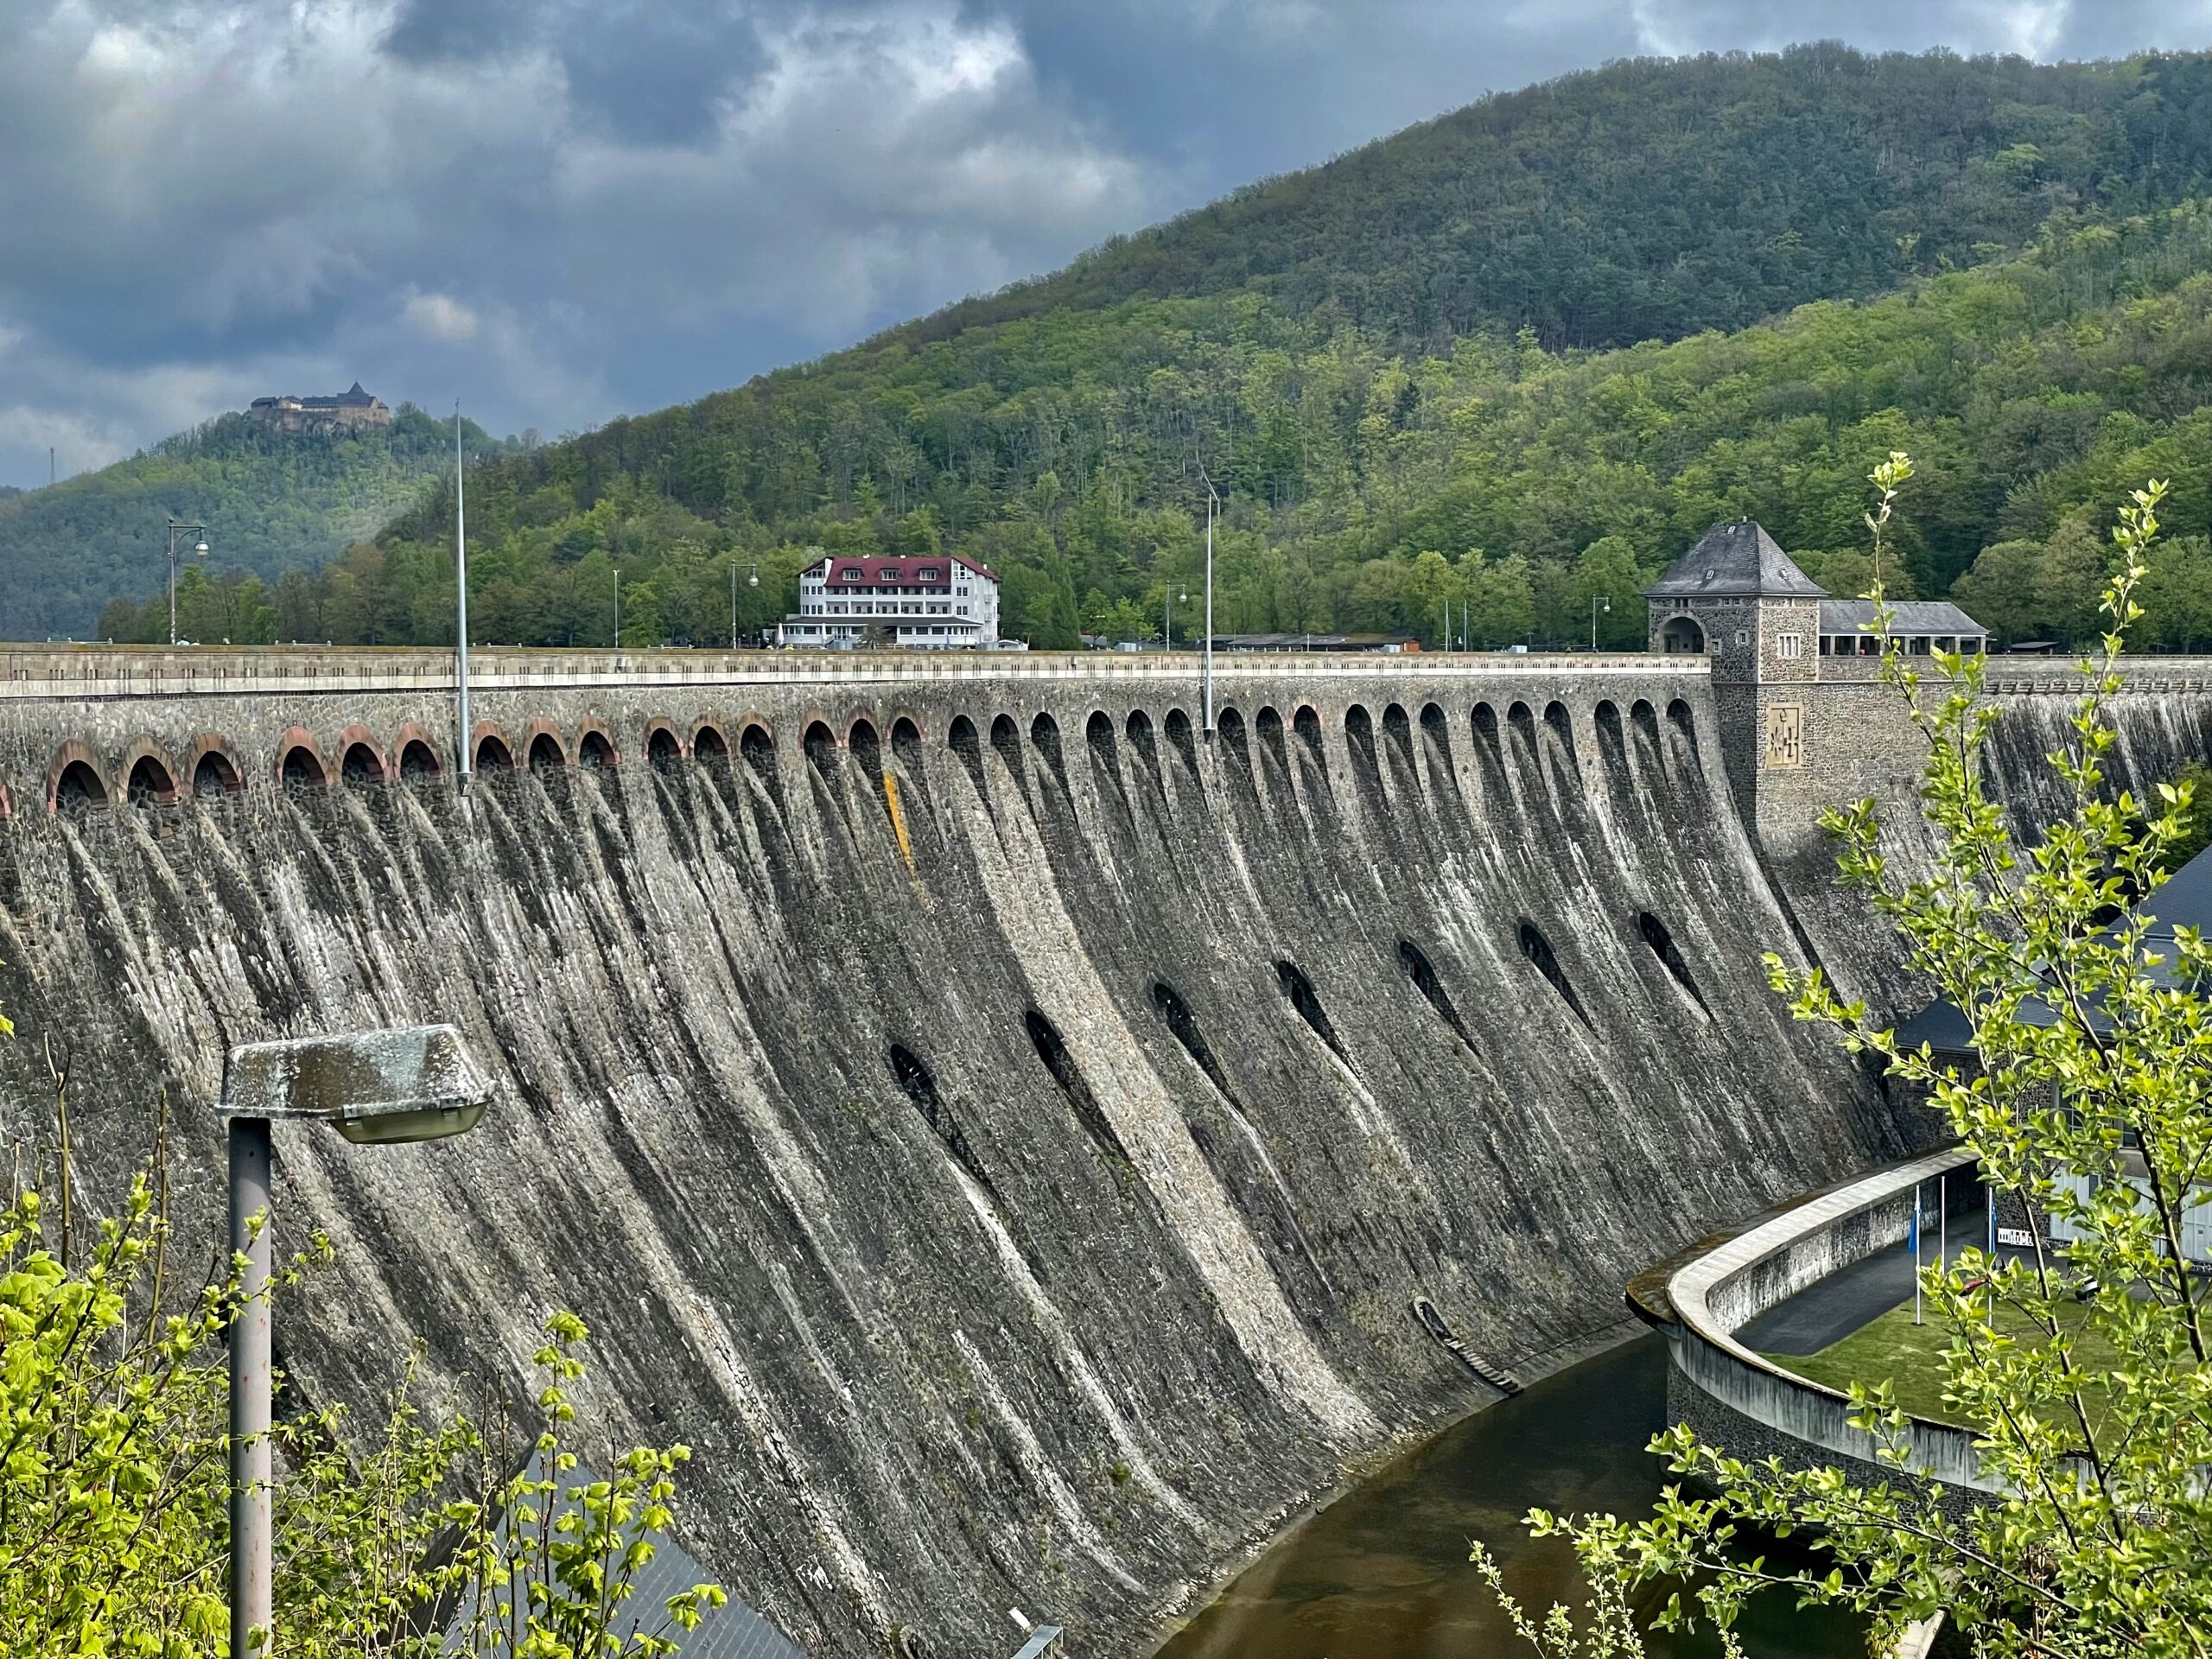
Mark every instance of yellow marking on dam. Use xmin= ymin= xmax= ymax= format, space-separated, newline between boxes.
xmin=883 ymin=770 xmax=916 ymax=877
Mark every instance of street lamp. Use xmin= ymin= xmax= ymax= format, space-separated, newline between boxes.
xmin=1195 ymin=461 xmax=1218 ymax=731
xmin=217 ymin=1025 xmax=492 ymax=1658
xmin=167 ymin=518 xmax=208 ymax=646
xmin=613 ymin=564 xmax=620 ymax=650
xmin=1590 ymin=594 xmax=1611 ymax=652
xmin=1165 ymin=585 xmax=1187 ymax=650
xmin=731 ymin=562 xmax=760 ymax=649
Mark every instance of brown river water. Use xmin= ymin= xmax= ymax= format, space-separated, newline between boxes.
xmin=1155 ymin=1334 xmax=1866 ymax=1659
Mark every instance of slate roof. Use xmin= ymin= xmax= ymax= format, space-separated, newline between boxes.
xmin=456 ymin=1452 xmax=803 ymax=1659
xmin=1643 ymin=519 xmax=1827 ymax=600
xmin=1896 ymin=837 xmax=2212 ymax=1057
xmin=812 ymin=553 xmax=996 ymax=586
xmin=1819 ymin=599 xmax=1986 ymax=637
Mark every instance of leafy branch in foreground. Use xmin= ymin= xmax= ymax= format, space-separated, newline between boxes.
xmin=0 ymin=1090 xmax=720 ymax=1656
xmin=1481 ymin=458 xmax=2212 ymax=1658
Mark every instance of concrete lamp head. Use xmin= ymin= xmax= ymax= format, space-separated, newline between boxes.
xmin=219 ymin=1024 xmax=492 ymax=1145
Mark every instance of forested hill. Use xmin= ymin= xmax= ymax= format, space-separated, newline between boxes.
xmin=908 ymin=46 xmax=2212 ymax=353
xmin=3 ymin=405 xmax=500 ymax=639
xmin=153 ymin=47 xmax=2212 ymax=649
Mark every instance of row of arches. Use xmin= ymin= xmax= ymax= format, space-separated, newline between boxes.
xmin=36 ymin=693 xmax=1700 ymax=811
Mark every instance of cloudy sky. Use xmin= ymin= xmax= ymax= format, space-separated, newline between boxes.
xmin=2 ymin=0 xmax=2209 ymax=488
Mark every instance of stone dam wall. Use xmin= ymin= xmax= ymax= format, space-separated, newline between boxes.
xmin=0 ymin=647 xmax=2203 ymax=1656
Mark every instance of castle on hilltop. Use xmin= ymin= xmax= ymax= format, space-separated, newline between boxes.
xmin=247 ymin=383 xmax=391 ymax=432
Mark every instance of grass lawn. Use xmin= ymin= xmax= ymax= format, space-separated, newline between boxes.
xmin=1769 ymin=1295 xmax=2124 ymax=1432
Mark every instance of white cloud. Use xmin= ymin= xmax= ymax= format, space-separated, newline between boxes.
xmin=0 ymin=0 xmax=1162 ymax=484
xmin=402 ymin=290 xmax=480 ymax=342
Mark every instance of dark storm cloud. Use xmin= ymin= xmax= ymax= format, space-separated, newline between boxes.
xmin=383 ymin=0 xmax=770 ymax=145
xmin=2 ymin=0 xmax=2209 ymax=488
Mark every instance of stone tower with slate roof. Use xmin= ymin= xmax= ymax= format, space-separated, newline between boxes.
xmin=1644 ymin=518 xmax=1827 ymax=831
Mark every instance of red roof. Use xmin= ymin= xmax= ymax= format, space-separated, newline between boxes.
xmin=811 ymin=553 xmax=996 ymax=587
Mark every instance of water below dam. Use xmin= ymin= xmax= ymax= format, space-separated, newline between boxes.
xmin=1155 ymin=1334 xmax=1864 ymax=1659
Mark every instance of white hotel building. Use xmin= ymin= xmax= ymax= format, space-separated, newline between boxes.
xmin=774 ymin=552 xmax=1002 ymax=649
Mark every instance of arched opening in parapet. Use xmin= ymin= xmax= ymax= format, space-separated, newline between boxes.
xmin=1517 ymin=919 xmax=1590 ymax=1027
xmin=1026 ymin=1008 xmax=1129 ymax=1167
xmin=1659 ymin=614 xmax=1705 ymax=654
xmin=947 ymin=715 xmax=986 ymax=798
xmin=1506 ymin=702 xmax=1541 ymax=778
xmin=281 ymin=744 xmax=327 ymax=787
xmin=1294 ymin=705 xmax=1323 ymax=759
xmin=1163 ymin=706 xmax=1199 ymax=784
xmin=1277 ymin=960 xmax=1354 ymax=1071
xmin=1085 ymin=709 xmax=1116 ymax=767
xmin=800 ymin=721 xmax=835 ymax=766
xmin=890 ymin=716 xmax=923 ymax=772
xmin=1543 ymin=701 xmax=1577 ymax=763
xmin=849 ymin=717 xmax=882 ymax=777
xmin=1399 ymin=939 xmax=1479 ymax=1055
xmin=1345 ymin=704 xmax=1372 ymax=743
xmin=126 ymin=754 xmax=175 ymax=805
xmin=400 ymin=739 xmax=442 ymax=783
xmin=340 ymin=741 xmax=385 ymax=785
xmin=1420 ymin=702 xmax=1449 ymax=755
xmin=1152 ymin=979 xmax=1232 ymax=1096
xmin=1666 ymin=698 xmax=1701 ymax=766
xmin=578 ymin=728 xmax=615 ymax=768
xmin=1123 ymin=709 xmax=1158 ymax=774
xmin=646 ymin=724 xmax=683 ymax=769
xmin=1382 ymin=702 xmax=1416 ymax=779
xmin=194 ymin=749 xmax=242 ymax=798
xmin=1028 ymin=711 xmax=1063 ymax=770
xmin=1629 ymin=698 xmax=1662 ymax=763
xmin=1215 ymin=706 xmax=1251 ymax=789
xmin=527 ymin=732 xmax=565 ymax=772
xmin=473 ymin=734 xmax=512 ymax=773
xmin=740 ymin=723 xmax=776 ymax=791
xmin=1254 ymin=706 xmax=1289 ymax=781
xmin=55 ymin=760 xmax=105 ymax=810
xmin=693 ymin=723 xmax=729 ymax=765
xmin=1637 ymin=910 xmax=1710 ymax=1014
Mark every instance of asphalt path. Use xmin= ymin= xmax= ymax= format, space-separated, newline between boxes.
xmin=1737 ymin=1205 xmax=1989 ymax=1357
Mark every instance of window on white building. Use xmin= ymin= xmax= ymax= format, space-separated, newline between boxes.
xmin=918 ymin=568 xmax=940 ymax=582
xmin=881 ymin=568 xmax=900 ymax=581
xmin=842 ymin=569 xmax=860 ymax=582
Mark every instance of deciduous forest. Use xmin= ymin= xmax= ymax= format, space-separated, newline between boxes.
xmin=73 ymin=47 xmax=2212 ymax=650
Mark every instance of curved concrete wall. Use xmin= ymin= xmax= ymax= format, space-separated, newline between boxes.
xmin=0 ymin=644 xmax=1931 ymax=1655
xmin=1659 ymin=1147 xmax=1995 ymax=1495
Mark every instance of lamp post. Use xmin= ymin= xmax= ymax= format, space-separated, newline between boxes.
xmin=730 ymin=562 xmax=760 ymax=649
xmin=1165 ymin=585 xmax=1187 ymax=650
xmin=1195 ymin=462 xmax=1218 ymax=732
xmin=1590 ymin=594 xmax=1611 ymax=652
xmin=454 ymin=407 xmax=471 ymax=783
xmin=166 ymin=519 xmax=208 ymax=645
xmin=217 ymin=1025 xmax=492 ymax=1659
xmin=613 ymin=565 xmax=620 ymax=650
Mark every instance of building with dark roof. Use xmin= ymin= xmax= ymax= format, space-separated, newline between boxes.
xmin=247 ymin=382 xmax=392 ymax=430
xmin=1642 ymin=518 xmax=1989 ymax=846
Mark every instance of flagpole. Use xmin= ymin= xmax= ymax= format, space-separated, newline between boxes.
xmin=455 ymin=404 xmax=472 ymax=784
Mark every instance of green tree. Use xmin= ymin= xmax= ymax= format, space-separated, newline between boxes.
xmin=1484 ymin=460 xmax=2212 ymax=1658
xmin=1463 ymin=552 xmax=1535 ymax=648
xmin=0 ymin=1065 xmax=722 ymax=1655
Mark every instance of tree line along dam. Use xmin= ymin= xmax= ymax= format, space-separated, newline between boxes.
xmin=3 ymin=642 xmax=2209 ymax=1655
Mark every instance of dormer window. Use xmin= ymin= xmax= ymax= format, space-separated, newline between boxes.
xmin=842 ymin=568 xmax=860 ymax=582
xmin=918 ymin=568 xmax=940 ymax=582
xmin=880 ymin=567 xmax=901 ymax=581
